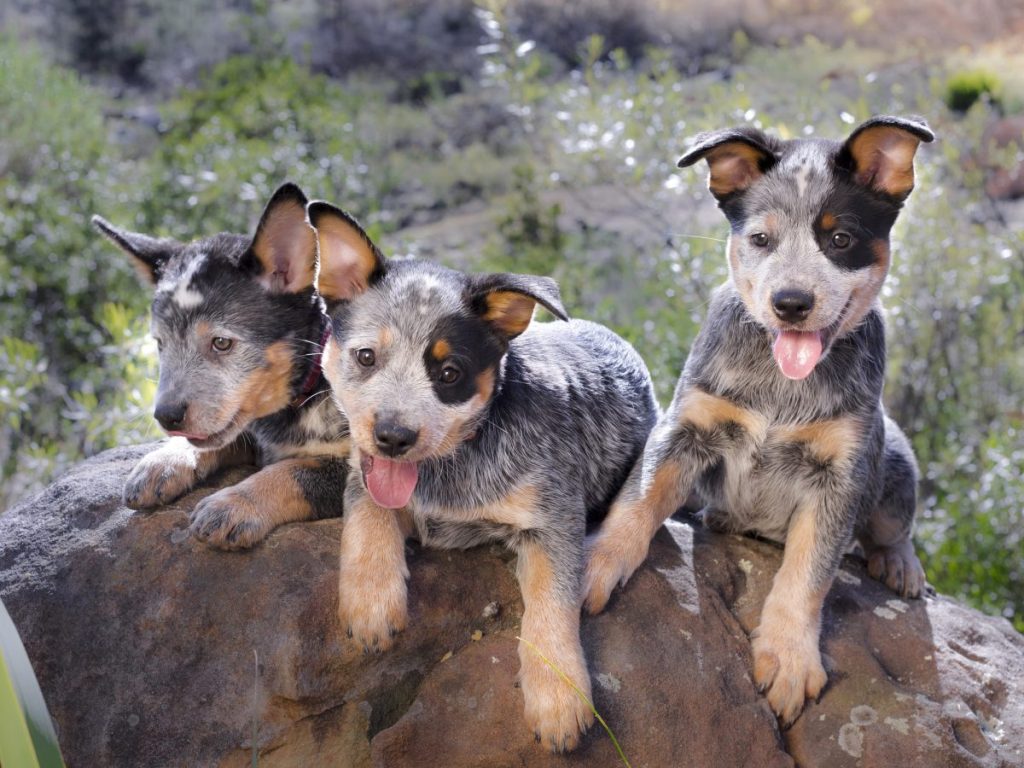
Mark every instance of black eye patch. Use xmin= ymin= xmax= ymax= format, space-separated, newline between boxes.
xmin=814 ymin=183 xmax=901 ymax=271
xmin=424 ymin=314 xmax=504 ymax=405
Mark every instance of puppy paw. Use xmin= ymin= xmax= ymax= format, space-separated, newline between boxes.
xmin=123 ymin=446 xmax=199 ymax=509
xmin=338 ymin=566 xmax=408 ymax=654
xmin=582 ymin=530 xmax=647 ymax=615
xmin=189 ymin=489 xmax=270 ymax=550
xmin=751 ymin=623 xmax=827 ymax=725
xmin=520 ymin=657 xmax=594 ymax=752
xmin=866 ymin=539 xmax=926 ymax=598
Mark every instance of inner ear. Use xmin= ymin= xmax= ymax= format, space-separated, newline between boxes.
xmin=250 ymin=184 xmax=316 ymax=294
xmin=842 ymin=117 xmax=934 ymax=200
xmin=678 ymin=129 xmax=777 ymax=201
xmin=306 ymin=202 xmax=384 ymax=301
xmin=482 ymin=292 xmax=538 ymax=339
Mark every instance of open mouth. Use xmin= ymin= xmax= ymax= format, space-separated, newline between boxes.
xmin=165 ymin=413 xmax=243 ymax=450
xmin=770 ymin=300 xmax=851 ymax=381
xmin=360 ymin=452 xmax=420 ymax=509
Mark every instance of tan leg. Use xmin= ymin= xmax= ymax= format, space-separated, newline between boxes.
xmin=751 ymin=507 xmax=830 ymax=725
xmin=338 ymin=493 xmax=412 ymax=653
xmin=123 ymin=436 xmax=251 ymax=509
xmin=517 ymin=538 xmax=594 ymax=753
xmin=189 ymin=456 xmax=343 ymax=549
xmin=582 ymin=454 xmax=686 ymax=614
xmin=584 ymin=389 xmax=767 ymax=614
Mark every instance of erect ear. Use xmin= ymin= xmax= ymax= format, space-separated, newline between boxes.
xmin=839 ymin=116 xmax=935 ymax=200
xmin=91 ymin=215 xmax=180 ymax=285
xmin=677 ymin=127 xmax=778 ymax=200
xmin=469 ymin=273 xmax=569 ymax=341
xmin=305 ymin=201 xmax=385 ymax=301
xmin=249 ymin=182 xmax=317 ymax=293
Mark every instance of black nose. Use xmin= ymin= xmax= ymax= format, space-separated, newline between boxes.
xmin=154 ymin=401 xmax=188 ymax=431
xmin=374 ymin=420 xmax=419 ymax=457
xmin=771 ymin=289 xmax=815 ymax=323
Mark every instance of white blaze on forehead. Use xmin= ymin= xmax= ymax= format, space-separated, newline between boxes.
xmin=158 ymin=253 xmax=207 ymax=309
xmin=781 ymin=145 xmax=825 ymax=200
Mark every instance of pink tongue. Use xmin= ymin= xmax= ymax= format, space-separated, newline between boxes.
xmin=773 ymin=331 xmax=823 ymax=380
xmin=363 ymin=455 xmax=419 ymax=509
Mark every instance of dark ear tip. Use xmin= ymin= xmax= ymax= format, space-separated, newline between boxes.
xmin=90 ymin=214 xmax=112 ymax=232
xmin=305 ymin=199 xmax=334 ymax=226
xmin=270 ymin=181 xmax=309 ymax=206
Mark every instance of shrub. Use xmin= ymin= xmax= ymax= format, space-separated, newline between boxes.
xmin=944 ymin=69 xmax=1003 ymax=113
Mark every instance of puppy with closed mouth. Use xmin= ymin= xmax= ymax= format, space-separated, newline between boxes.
xmin=583 ymin=116 xmax=933 ymax=724
xmin=93 ymin=183 xmax=350 ymax=548
xmin=307 ymin=201 xmax=658 ymax=752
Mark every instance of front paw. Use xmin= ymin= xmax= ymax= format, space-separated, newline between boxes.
xmin=751 ymin=621 xmax=827 ymax=725
xmin=338 ymin=566 xmax=408 ymax=654
xmin=582 ymin=529 xmax=648 ymax=615
xmin=520 ymin=653 xmax=594 ymax=752
xmin=189 ymin=489 xmax=270 ymax=550
xmin=866 ymin=538 xmax=926 ymax=598
xmin=124 ymin=449 xmax=198 ymax=509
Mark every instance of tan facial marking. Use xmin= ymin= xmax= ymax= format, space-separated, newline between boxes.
xmin=431 ymin=339 xmax=451 ymax=360
xmin=475 ymin=368 xmax=496 ymax=402
xmin=820 ymin=212 xmax=836 ymax=229
xmin=236 ymin=340 xmax=294 ymax=419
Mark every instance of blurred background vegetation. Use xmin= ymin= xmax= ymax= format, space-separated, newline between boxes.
xmin=0 ymin=0 xmax=1021 ymax=630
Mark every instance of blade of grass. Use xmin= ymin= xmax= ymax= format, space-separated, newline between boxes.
xmin=0 ymin=597 xmax=66 ymax=768
xmin=516 ymin=635 xmax=631 ymax=767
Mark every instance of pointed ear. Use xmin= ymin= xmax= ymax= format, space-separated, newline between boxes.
xmin=249 ymin=182 xmax=317 ymax=293
xmin=469 ymin=273 xmax=568 ymax=341
xmin=839 ymin=116 xmax=935 ymax=200
xmin=91 ymin=215 xmax=180 ymax=285
xmin=677 ymin=127 xmax=778 ymax=200
xmin=306 ymin=201 xmax=385 ymax=301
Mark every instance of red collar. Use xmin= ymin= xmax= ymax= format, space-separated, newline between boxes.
xmin=294 ymin=317 xmax=332 ymax=408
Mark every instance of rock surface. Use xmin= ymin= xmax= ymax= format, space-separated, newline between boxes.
xmin=1 ymin=444 xmax=1023 ymax=767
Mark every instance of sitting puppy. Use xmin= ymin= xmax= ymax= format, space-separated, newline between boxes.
xmin=93 ymin=184 xmax=349 ymax=548
xmin=307 ymin=201 xmax=658 ymax=751
xmin=584 ymin=116 xmax=934 ymax=723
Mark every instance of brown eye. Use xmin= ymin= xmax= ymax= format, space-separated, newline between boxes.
xmin=356 ymin=348 xmax=376 ymax=367
xmin=211 ymin=337 xmax=233 ymax=352
xmin=831 ymin=232 xmax=852 ymax=249
xmin=750 ymin=232 xmax=770 ymax=248
xmin=439 ymin=365 xmax=461 ymax=384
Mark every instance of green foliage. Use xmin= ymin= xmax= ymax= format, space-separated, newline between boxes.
xmin=944 ymin=69 xmax=1003 ymax=113
xmin=0 ymin=597 xmax=66 ymax=767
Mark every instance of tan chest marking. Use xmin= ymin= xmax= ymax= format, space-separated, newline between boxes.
xmin=429 ymin=483 xmax=539 ymax=530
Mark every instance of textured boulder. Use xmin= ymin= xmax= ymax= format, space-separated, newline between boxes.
xmin=1 ymin=444 xmax=1022 ymax=767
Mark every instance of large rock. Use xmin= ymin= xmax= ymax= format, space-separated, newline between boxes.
xmin=1 ymin=445 xmax=1022 ymax=767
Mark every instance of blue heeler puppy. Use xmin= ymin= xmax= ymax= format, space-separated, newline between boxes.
xmin=306 ymin=201 xmax=658 ymax=752
xmin=92 ymin=184 xmax=349 ymax=548
xmin=584 ymin=116 xmax=934 ymax=724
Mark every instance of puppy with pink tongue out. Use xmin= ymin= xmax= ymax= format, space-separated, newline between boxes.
xmin=584 ymin=117 xmax=933 ymax=726
xmin=307 ymin=201 xmax=657 ymax=752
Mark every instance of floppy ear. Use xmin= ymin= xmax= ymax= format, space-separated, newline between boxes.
xmin=91 ymin=215 xmax=180 ymax=285
xmin=839 ymin=116 xmax=935 ymax=200
xmin=469 ymin=273 xmax=569 ymax=341
xmin=306 ymin=201 xmax=385 ymax=301
xmin=677 ymin=127 xmax=778 ymax=200
xmin=249 ymin=182 xmax=317 ymax=293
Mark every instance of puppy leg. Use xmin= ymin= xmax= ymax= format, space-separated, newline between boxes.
xmin=752 ymin=504 xmax=844 ymax=724
xmin=584 ymin=389 xmax=765 ymax=613
xmin=123 ymin=436 xmax=252 ymax=509
xmin=517 ymin=534 xmax=594 ymax=753
xmin=338 ymin=484 xmax=413 ymax=653
xmin=858 ymin=421 xmax=926 ymax=598
xmin=189 ymin=456 xmax=347 ymax=549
